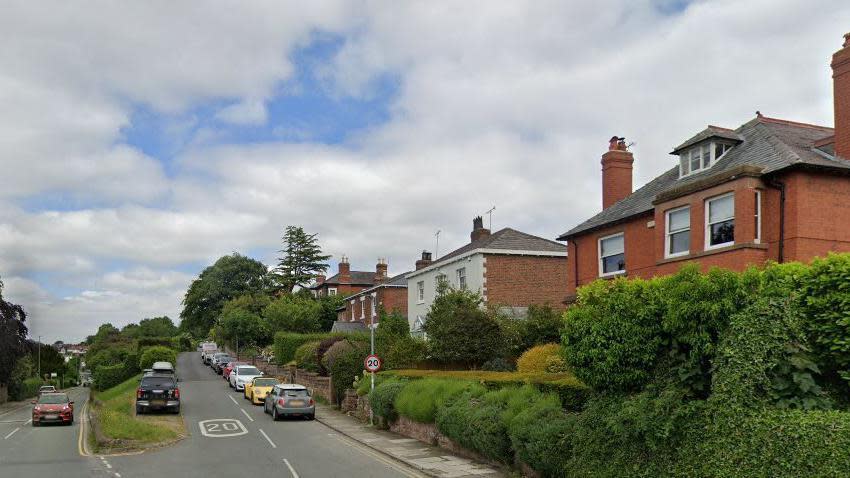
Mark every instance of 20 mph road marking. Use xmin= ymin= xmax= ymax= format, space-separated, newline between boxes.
xmin=283 ymin=458 xmax=300 ymax=478
xmin=4 ymin=427 xmax=20 ymax=439
xmin=258 ymin=428 xmax=276 ymax=448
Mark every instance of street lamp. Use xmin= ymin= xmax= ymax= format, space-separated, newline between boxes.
xmin=37 ymin=335 xmax=42 ymax=379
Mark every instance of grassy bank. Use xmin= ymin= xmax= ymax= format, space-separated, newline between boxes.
xmin=90 ymin=375 xmax=184 ymax=451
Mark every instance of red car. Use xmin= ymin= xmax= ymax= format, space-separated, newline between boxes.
xmin=32 ymin=392 xmax=74 ymax=426
xmin=222 ymin=361 xmax=246 ymax=381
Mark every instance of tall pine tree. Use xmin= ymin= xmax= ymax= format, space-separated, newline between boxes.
xmin=273 ymin=226 xmax=331 ymax=293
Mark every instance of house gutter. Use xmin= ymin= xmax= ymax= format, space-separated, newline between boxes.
xmin=766 ymin=178 xmax=786 ymax=263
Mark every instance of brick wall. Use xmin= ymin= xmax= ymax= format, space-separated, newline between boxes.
xmin=484 ymin=254 xmax=568 ymax=308
xmin=337 ymin=286 xmax=408 ymax=323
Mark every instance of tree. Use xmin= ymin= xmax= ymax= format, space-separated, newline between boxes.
xmin=138 ymin=316 xmax=178 ymax=337
xmin=179 ymin=253 xmax=271 ymax=338
xmin=222 ymin=294 xmax=272 ymax=318
xmin=272 ymin=226 xmax=331 ymax=293
xmin=316 ymin=293 xmax=345 ymax=331
xmin=423 ymin=287 xmax=505 ymax=367
xmin=219 ymin=308 xmax=270 ymax=348
xmin=0 ymin=278 xmax=29 ymax=385
xmin=32 ymin=344 xmax=65 ymax=378
xmin=263 ymin=294 xmax=322 ymax=334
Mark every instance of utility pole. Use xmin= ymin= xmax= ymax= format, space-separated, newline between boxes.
xmin=435 ymin=230 xmax=441 ymax=258
xmin=37 ymin=336 xmax=42 ymax=379
xmin=369 ymin=319 xmax=376 ymax=427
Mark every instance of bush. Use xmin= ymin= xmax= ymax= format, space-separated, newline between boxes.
xmin=369 ymin=379 xmax=408 ymax=425
xmin=517 ymin=343 xmax=566 ymax=373
xmin=394 ymin=378 xmax=480 ymax=423
xmin=94 ymin=364 xmax=133 ymax=391
xmin=139 ymin=346 xmax=177 ymax=370
xmin=481 ymin=357 xmax=515 ymax=372
xmin=437 ymin=388 xmax=512 ymax=462
xmin=383 ymin=336 xmax=428 ymax=370
xmin=273 ymin=332 xmax=335 ymax=364
xmin=423 ymin=288 xmax=505 ymax=367
xmin=508 ymin=393 xmax=572 ymax=477
xmin=316 ymin=336 xmax=346 ymax=375
xmin=13 ymin=377 xmax=44 ymax=401
xmin=293 ymin=341 xmax=321 ymax=373
xmin=328 ymin=340 xmax=370 ymax=404
xmin=137 ymin=336 xmax=175 ymax=348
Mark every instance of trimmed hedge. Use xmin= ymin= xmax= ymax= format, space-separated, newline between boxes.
xmin=273 ymin=331 xmax=367 ymax=365
xmin=436 ymin=388 xmax=511 ymax=462
xmin=369 ymin=379 xmax=407 ymax=426
xmin=293 ymin=341 xmax=321 ymax=373
xmin=139 ymin=346 xmax=177 ymax=370
xmin=328 ymin=340 xmax=370 ymax=404
xmin=94 ymin=364 xmax=131 ymax=391
xmin=394 ymin=378 xmax=482 ymax=423
xmin=16 ymin=377 xmax=46 ymax=401
xmin=516 ymin=343 xmax=567 ymax=373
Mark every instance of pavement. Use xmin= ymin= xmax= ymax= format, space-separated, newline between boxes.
xmin=316 ymin=405 xmax=503 ymax=478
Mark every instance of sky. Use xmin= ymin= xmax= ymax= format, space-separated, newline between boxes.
xmin=2 ymin=1 xmax=849 ymax=342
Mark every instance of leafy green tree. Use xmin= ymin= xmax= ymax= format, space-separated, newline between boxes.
xmin=0 ymin=277 xmax=29 ymax=386
xmin=220 ymin=308 xmax=271 ymax=347
xmin=272 ymin=226 xmax=331 ymax=293
xmin=263 ymin=294 xmax=322 ymax=333
xmin=423 ymin=287 xmax=505 ymax=367
xmin=179 ymin=253 xmax=271 ymax=338
xmin=139 ymin=346 xmax=178 ymax=370
xmin=137 ymin=316 xmax=178 ymax=337
xmin=91 ymin=323 xmax=120 ymax=344
xmin=316 ymin=293 xmax=346 ymax=331
xmin=120 ymin=322 xmax=141 ymax=339
xmin=32 ymin=343 xmax=65 ymax=378
xmin=222 ymin=294 xmax=272 ymax=318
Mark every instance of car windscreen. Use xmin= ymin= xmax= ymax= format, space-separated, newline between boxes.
xmin=283 ymin=389 xmax=309 ymax=397
xmin=253 ymin=379 xmax=277 ymax=387
xmin=217 ymin=356 xmax=231 ymax=362
xmin=237 ymin=367 xmax=260 ymax=375
xmin=39 ymin=386 xmax=55 ymax=391
xmin=38 ymin=394 xmax=69 ymax=404
xmin=140 ymin=377 xmax=175 ymax=388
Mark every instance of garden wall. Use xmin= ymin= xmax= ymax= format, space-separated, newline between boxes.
xmin=0 ymin=384 xmax=7 ymax=404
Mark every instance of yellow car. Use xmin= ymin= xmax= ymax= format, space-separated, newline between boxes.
xmin=244 ymin=377 xmax=280 ymax=405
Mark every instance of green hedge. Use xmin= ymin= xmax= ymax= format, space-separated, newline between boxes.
xmin=437 ymin=388 xmax=511 ymax=462
xmin=137 ymin=336 xmax=177 ymax=349
xmin=293 ymin=341 xmax=321 ymax=373
xmin=94 ymin=364 xmax=132 ymax=391
xmin=395 ymin=378 xmax=482 ymax=423
xmin=139 ymin=346 xmax=177 ymax=370
xmin=273 ymin=332 xmax=367 ymax=365
xmin=368 ymin=379 xmax=407 ymax=426
xmin=15 ymin=377 xmax=46 ymax=401
xmin=329 ymin=340 xmax=370 ymax=404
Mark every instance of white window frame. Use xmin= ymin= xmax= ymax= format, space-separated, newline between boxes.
xmin=664 ymin=205 xmax=691 ymax=259
xmin=350 ymin=300 xmax=356 ymax=322
xmin=679 ymin=142 xmax=734 ymax=178
xmin=754 ymin=190 xmax=762 ymax=244
xmin=417 ymin=281 xmax=425 ymax=304
xmin=705 ymin=192 xmax=735 ymax=250
xmin=456 ymin=268 xmax=467 ymax=290
xmin=328 ymin=287 xmax=337 ymax=296
xmin=370 ymin=292 xmax=377 ymax=317
xmin=360 ymin=296 xmax=365 ymax=319
xmin=598 ymin=232 xmax=626 ymax=277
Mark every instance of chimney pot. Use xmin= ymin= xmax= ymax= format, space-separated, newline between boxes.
xmin=338 ymin=256 xmax=351 ymax=283
xmin=375 ymin=258 xmax=388 ymax=284
xmin=470 ymin=215 xmax=491 ymax=242
xmin=601 ymin=135 xmax=634 ymax=209
xmin=415 ymin=250 xmax=433 ymax=270
xmin=833 ymin=32 xmax=850 ymax=159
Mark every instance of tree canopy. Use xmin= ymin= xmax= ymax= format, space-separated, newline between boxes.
xmin=0 ymin=277 xmax=29 ymax=385
xmin=137 ymin=316 xmax=178 ymax=337
xmin=179 ymin=253 xmax=271 ymax=338
xmin=423 ymin=286 xmax=505 ymax=367
xmin=272 ymin=226 xmax=330 ymax=293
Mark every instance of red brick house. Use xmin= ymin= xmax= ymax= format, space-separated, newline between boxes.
xmin=408 ymin=217 xmax=568 ymax=333
xmin=335 ymin=270 xmax=409 ymax=329
xmin=309 ymin=255 xmax=379 ymax=297
xmin=558 ymin=34 xmax=850 ymax=300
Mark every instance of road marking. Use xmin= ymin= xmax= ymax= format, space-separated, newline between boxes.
xmin=283 ymin=458 xmax=300 ymax=478
xmin=24 ymin=419 xmax=31 ymax=425
xmin=227 ymin=395 xmax=239 ymax=405
xmin=258 ymin=428 xmax=276 ymax=449
xmin=239 ymin=408 xmax=254 ymax=422
xmin=329 ymin=433 xmax=425 ymax=478
xmin=198 ymin=419 xmax=248 ymax=438
xmin=4 ymin=427 xmax=20 ymax=439
xmin=115 ymin=474 xmax=122 ymax=478
xmin=105 ymin=463 xmax=112 ymax=469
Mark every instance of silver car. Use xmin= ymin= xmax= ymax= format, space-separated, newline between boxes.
xmin=263 ymin=384 xmax=315 ymax=421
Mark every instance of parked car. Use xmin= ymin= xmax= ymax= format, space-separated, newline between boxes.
xmin=38 ymin=385 xmax=57 ymax=396
xmin=32 ymin=392 xmax=74 ymax=426
xmin=229 ymin=365 xmax=263 ymax=391
xmin=263 ymin=384 xmax=315 ymax=420
xmin=244 ymin=377 xmax=280 ymax=405
xmin=203 ymin=350 xmax=218 ymax=365
xmin=151 ymin=361 xmax=177 ymax=381
xmin=201 ymin=342 xmax=218 ymax=362
xmin=222 ymin=361 xmax=246 ymax=381
xmin=135 ymin=374 xmax=180 ymax=414
xmin=212 ymin=355 xmax=232 ymax=374
xmin=209 ymin=351 xmax=228 ymax=367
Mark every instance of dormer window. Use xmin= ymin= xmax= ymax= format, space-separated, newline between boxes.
xmin=678 ymin=141 xmax=734 ymax=178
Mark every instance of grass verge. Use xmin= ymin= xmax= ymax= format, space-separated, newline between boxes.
xmin=89 ymin=375 xmax=185 ymax=452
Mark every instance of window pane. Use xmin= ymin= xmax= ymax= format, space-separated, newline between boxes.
xmin=710 ymin=219 xmax=735 ymax=245
xmin=708 ymin=195 xmax=734 ymax=223
xmin=602 ymin=253 xmax=625 ymax=274
xmin=668 ymin=208 xmax=690 ymax=232
xmin=669 ymin=230 xmax=690 ymax=254
xmin=600 ymin=234 xmax=624 ymax=256
xmin=702 ymin=146 xmax=710 ymax=168
xmin=690 ymin=150 xmax=700 ymax=171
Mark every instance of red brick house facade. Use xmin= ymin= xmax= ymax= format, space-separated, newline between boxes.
xmin=558 ymin=35 xmax=850 ymax=299
xmin=336 ymin=271 xmax=409 ymax=327
xmin=309 ymin=256 xmax=379 ymax=297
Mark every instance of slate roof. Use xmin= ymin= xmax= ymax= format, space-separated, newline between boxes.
xmin=671 ymin=125 xmax=743 ymax=154
xmin=558 ymin=116 xmax=850 ymax=240
xmin=411 ymin=228 xmax=566 ymax=275
xmin=310 ymin=270 xmax=376 ymax=289
xmin=386 ymin=272 xmax=410 ymax=286
xmin=330 ymin=321 xmax=367 ymax=333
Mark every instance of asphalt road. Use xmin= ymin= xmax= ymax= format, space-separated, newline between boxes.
xmin=0 ymin=386 xmax=105 ymax=478
xmin=105 ymin=352 xmax=424 ymax=478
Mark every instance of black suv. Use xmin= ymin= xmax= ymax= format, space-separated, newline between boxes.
xmin=135 ymin=374 xmax=180 ymax=414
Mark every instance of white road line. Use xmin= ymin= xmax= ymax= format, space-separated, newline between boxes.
xmin=239 ymin=408 xmax=254 ymax=422
xmin=283 ymin=458 xmax=300 ymax=478
xmin=228 ymin=395 xmax=239 ymax=405
xmin=115 ymin=474 xmax=122 ymax=478
xmin=258 ymin=428 xmax=276 ymax=449
xmin=4 ymin=427 xmax=20 ymax=439
xmin=24 ymin=419 xmax=31 ymax=425
xmin=105 ymin=463 xmax=112 ymax=469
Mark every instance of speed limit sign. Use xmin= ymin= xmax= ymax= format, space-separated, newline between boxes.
xmin=364 ymin=354 xmax=382 ymax=372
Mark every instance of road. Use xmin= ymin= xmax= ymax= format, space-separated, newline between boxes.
xmin=106 ymin=352 xmax=423 ymax=478
xmin=0 ymin=386 xmax=103 ymax=478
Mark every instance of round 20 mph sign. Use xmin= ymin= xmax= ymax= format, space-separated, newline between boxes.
xmin=364 ymin=354 xmax=382 ymax=373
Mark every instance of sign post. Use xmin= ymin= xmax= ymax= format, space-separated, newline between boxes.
xmin=364 ymin=353 xmax=382 ymax=426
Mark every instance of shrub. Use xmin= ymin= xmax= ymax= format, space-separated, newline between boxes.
xmin=94 ymin=364 xmax=132 ymax=390
xmin=328 ymin=340 xmax=370 ymax=404
xmin=437 ymin=388 xmax=512 ymax=462
xmin=263 ymin=295 xmax=322 ymax=334
xmin=316 ymin=336 xmax=346 ymax=375
xmin=369 ymin=379 xmax=408 ymax=425
xmin=273 ymin=332 xmax=335 ymax=364
xmin=293 ymin=341 xmax=321 ymax=373
xmin=517 ymin=343 xmax=565 ymax=373
xmin=137 ymin=336 xmax=175 ymax=348
xmin=481 ymin=357 xmax=515 ymax=372
xmin=383 ymin=336 xmax=428 ymax=370
xmin=508 ymin=393 xmax=572 ymax=477
xmin=138 ymin=346 xmax=177 ymax=370
xmin=12 ymin=377 xmax=44 ymax=401
xmin=322 ymin=340 xmax=353 ymax=373
xmin=394 ymin=378 xmax=480 ymax=423
xmin=423 ymin=288 xmax=505 ymax=367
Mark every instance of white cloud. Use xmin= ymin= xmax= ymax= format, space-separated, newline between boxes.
xmin=2 ymin=0 xmax=850 ymax=342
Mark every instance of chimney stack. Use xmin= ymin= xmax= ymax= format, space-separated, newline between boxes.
xmin=470 ymin=216 xmax=491 ymax=242
xmin=375 ymin=258 xmax=388 ymax=284
xmin=315 ymin=274 xmax=325 ymax=286
xmin=601 ymin=136 xmax=634 ymax=209
xmin=339 ymin=255 xmax=351 ymax=283
xmin=832 ymin=33 xmax=850 ymax=159
xmin=415 ymin=251 xmax=433 ymax=270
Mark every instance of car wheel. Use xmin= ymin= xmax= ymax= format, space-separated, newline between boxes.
xmin=32 ymin=420 xmax=38 ymax=427
xmin=136 ymin=405 xmax=143 ymax=415
xmin=308 ymin=413 xmax=315 ymax=421
xmin=272 ymin=406 xmax=280 ymax=421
